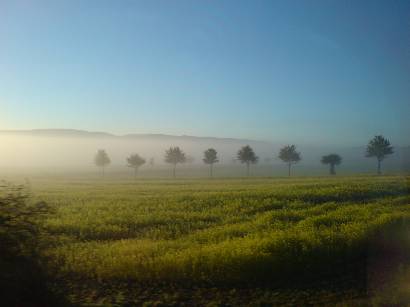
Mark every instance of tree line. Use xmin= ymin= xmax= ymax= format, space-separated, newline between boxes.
xmin=94 ymin=135 xmax=394 ymax=178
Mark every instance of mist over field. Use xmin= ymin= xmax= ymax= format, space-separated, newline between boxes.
xmin=2 ymin=1 xmax=410 ymax=305
xmin=0 ymin=129 xmax=408 ymax=176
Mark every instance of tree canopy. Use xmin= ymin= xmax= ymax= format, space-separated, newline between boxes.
xmin=321 ymin=154 xmax=342 ymax=165
xmin=237 ymin=145 xmax=258 ymax=176
xmin=366 ymin=135 xmax=394 ymax=161
xmin=321 ymin=154 xmax=342 ymax=175
xmin=203 ymin=148 xmax=219 ymax=165
xmin=237 ymin=145 xmax=258 ymax=165
xmin=203 ymin=148 xmax=219 ymax=177
xmin=95 ymin=149 xmax=111 ymax=167
xmin=94 ymin=149 xmax=111 ymax=176
xmin=278 ymin=145 xmax=301 ymax=164
xmin=164 ymin=147 xmax=186 ymax=178
xmin=278 ymin=145 xmax=301 ymax=176
xmin=366 ymin=135 xmax=394 ymax=174
xmin=165 ymin=147 xmax=186 ymax=165
xmin=127 ymin=153 xmax=146 ymax=177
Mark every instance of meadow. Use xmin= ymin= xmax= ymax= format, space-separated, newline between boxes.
xmin=24 ymin=175 xmax=410 ymax=305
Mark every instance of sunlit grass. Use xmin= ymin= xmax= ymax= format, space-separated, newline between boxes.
xmin=28 ymin=175 xmax=409 ymax=291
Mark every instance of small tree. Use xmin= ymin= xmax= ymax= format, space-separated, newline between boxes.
xmin=126 ymin=153 xmax=146 ymax=178
xmin=164 ymin=146 xmax=186 ymax=178
xmin=366 ymin=135 xmax=394 ymax=175
xmin=278 ymin=145 xmax=301 ymax=176
xmin=94 ymin=149 xmax=111 ymax=177
xmin=237 ymin=145 xmax=258 ymax=176
xmin=0 ymin=183 xmax=64 ymax=306
xmin=321 ymin=154 xmax=342 ymax=175
xmin=203 ymin=148 xmax=219 ymax=178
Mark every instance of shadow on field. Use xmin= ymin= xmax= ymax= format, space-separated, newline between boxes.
xmin=64 ymin=220 xmax=410 ymax=306
xmin=364 ymin=219 xmax=410 ymax=304
xmin=258 ymin=218 xmax=410 ymax=294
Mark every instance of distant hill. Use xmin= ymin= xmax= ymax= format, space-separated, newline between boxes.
xmin=0 ymin=129 xmax=114 ymax=138
xmin=0 ymin=129 xmax=267 ymax=144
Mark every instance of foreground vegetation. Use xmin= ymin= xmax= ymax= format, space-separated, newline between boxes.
xmin=18 ymin=175 xmax=407 ymax=305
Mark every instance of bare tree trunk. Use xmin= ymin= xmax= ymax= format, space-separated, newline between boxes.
xmin=288 ymin=163 xmax=291 ymax=177
xmin=377 ymin=159 xmax=381 ymax=175
xmin=246 ymin=162 xmax=250 ymax=177
xmin=210 ymin=164 xmax=213 ymax=178
xmin=330 ymin=164 xmax=336 ymax=175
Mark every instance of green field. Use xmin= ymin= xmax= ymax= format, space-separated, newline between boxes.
xmin=24 ymin=175 xmax=410 ymax=305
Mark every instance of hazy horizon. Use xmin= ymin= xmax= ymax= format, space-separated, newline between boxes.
xmin=0 ymin=127 xmax=409 ymax=147
xmin=0 ymin=129 xmax=408 ymax=175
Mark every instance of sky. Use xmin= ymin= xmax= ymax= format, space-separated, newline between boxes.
xmin=1 ymin=0 xmax=409 ymax=146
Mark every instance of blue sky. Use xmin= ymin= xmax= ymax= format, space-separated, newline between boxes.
xmin=1 ymin=0 xmax=409 ymax=145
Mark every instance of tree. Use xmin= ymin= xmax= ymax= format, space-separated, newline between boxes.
xmin=278 ymin=145 xmax=301 ymax=176
xmin=0 ymin=183 xmax=66 ymax=306
xmin=94 ymin=149 xmax=110 ymax=177
xmin=126 ymin=153 xmax=146 ymax=178
xmin=164 ymin=146 xmax=186 ymax=178
xmin=149 ymin=157 xmax=155 ymax=168
xmin=203 ymin=148 xmax=219 ymax=178
xmin=321 ymin=154 xmax=342 ymax=175
xmin=237 ymin=145 xmax=258 ymax=176
xmin=366 ymin=135 xmax=394 ymax=175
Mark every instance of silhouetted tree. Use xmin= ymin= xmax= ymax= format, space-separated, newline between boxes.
xmin=278 ymin=145 xmax=301 ymax=176
xmin=164 ymin=146 xmax=186 ymax=178
xmin=94 ymin=149 xmax=111 ymax=177
xmin=237 ymin=145 xmax=258 ymax=176
xmin=0 ymin=183 xmax=67 ymax=306
xmin=203 ymin=148 xmax=219 ymax=178
xmin=321 ymin=154 xmax=342 ymax=175
xmin=126 ymin=153 xmax=146 ymax=178
xmin=366 ymin=135 xmax=394 ymax=175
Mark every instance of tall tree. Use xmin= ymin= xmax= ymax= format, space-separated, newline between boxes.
xmin=321 ymin=154 xmax=342 ymax=175
xmin=126 ymin=153 xmax=146 ymax=178
xmin=164 ymin=146 xmax=186 ymax=178
xmin=366 ymin=135 xmax=394 ymax=175
xmin=237 ymin=145 xmax=258 ymax=176
xmin=203 ymin=148 xmax=219 ymax=178
xmin=94 ymin=149 xmax=111 ymax=177
xmin=278 ymin=145 xmax=301 ymax=176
